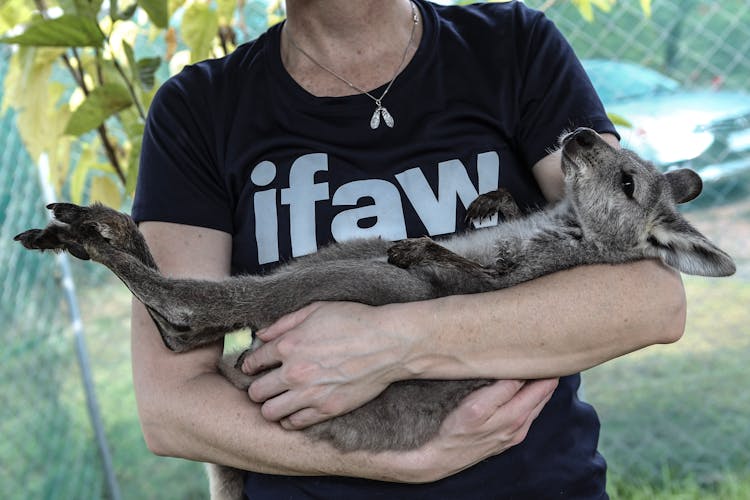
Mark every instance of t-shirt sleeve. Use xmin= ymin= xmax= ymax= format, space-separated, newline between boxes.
xmin=512 ymin=5 xmax=618 ymax=167
xmin=131 ymin=65 xmax=233 ymax=234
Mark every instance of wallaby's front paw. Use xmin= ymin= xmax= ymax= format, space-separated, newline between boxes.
xmin=387 ymin=237 xmax=441 ymax=269
xmin=465 ymin=188 xmax=520 ymax=227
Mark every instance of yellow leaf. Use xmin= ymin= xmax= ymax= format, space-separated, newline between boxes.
xmin=107 ymin=19 xmax=139 ymax=61
xmin=48 ymin=136 xmax=73 ymax=195
xmin=266 ymin=0 xmax=285 ymax=26
xmin=90 ymin=175 xmax=123 ymax=208
xmin=640 ymin=0 xmax=652 ymax=18
xmin=0 ymin=0 xmax=34 ymax=36
xmin=572 ymin=0 xmax=616 ymax=22
xmin=217 ymin=0 xmax=236 ymax=24
xmin=572 ymin=0 xmax=594 ymax=22
xmin=606 ymin=111 xmax=632 ymax=128
xmin=70 ymin=142 xmax=97 ymax=204
xmin=590 ymin=0 xmax=615 ymax=13
xmin=3 ymin=46 xmax=65 ymax=159
xmin=182 ymin=2 xmax=219 ymax=63
xmin=45 ymin=83 xmax=74 ymax=193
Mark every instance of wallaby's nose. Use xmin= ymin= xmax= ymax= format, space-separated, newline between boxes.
xmin=571 ymin=128 xmax=597 ymax=148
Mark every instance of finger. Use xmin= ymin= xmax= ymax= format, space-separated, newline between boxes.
xmin=247 ymin=370 xmax=288 ymax=402
xmin=460 ymin=379 xmax=526 ymax=410
xmin=241 ymin=341 xmax=282 ymax=375
xmin=486 ymin=378 xmax=559 ymax=428
xmin=446 ymin=380 xmax=526 ymax=428
xmin=259 ymin=391 xmax=312 ymax=422
xmin=280 ymin=408 xmax=328 ymax=430
xmin=256 ymin=302 xmax=323 ymax=341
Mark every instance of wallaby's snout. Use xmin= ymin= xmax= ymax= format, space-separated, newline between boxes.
xmin=559 ymin=128 xmax=611 ymax=173
xmin=565 ymin=127 xmax=599 ymax=150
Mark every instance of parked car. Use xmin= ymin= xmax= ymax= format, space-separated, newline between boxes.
xmin=582 ymin=59 xmax=750 ymax=181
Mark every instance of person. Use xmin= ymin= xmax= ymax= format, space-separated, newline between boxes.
xmin=130 ymin=0 xmax=686 ymax=498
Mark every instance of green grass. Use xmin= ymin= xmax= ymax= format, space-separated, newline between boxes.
xmin=584 ymin=274 xmax=750 ymax=498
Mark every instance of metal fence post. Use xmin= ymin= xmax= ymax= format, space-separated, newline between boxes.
xmin=37 ymin=153 xmax=122 ymax=500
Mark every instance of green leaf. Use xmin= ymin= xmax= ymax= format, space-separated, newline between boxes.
xmin=65 ymin=83 xmax=133 ymax=136
xmin=122 ymin=40 xmax=138 ymax=81
xmin=0 ymin=15 xmax=105 ymax=47
xmin=607 ymin=111 xmax=633 ymax=128
xmin=136 ymin=57 xmax=161 ymax=89
xmin=182 ymin=2 xmax=218 ymax=63
xmin=125 ymin=135 xmax=142 ymax=195
xmin=138 ymin=0 xmax=168 ymax=29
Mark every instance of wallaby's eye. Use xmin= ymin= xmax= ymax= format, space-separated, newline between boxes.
xmin=621 ymin=172 xmax=635 ymax=198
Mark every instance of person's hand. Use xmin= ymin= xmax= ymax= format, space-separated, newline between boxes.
xmin=241 ymin=301 xmax=411 ymax=429
xmin=383 ymin=378 xmax=559 ymax=483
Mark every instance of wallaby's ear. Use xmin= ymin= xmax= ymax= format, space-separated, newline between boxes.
xmin=665 ymin=169 xmax=702 ymax=204
xmin=648 ymin=217 xmax=736 ymax=276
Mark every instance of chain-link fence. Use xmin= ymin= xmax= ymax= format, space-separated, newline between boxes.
xmin=538 ymin=0 xmax=750 ymax=494
xmin=0 ymin=57 xmax=108 ymax=497
xmin=2 ymin=1 xmax=749 ymax=499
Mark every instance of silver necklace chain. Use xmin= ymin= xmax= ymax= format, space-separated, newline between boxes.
xmin=286 ymin=1 xmax=419 ymax=129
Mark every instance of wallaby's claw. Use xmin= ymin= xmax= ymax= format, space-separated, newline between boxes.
xmin=13 ymin=227 xmax=92 ymax=260
xmin=47 ymin=202 xmax=87 ymax=224
xmin=14 ymin=227 xmax=63 ymax=252
xmin=465 ymin=188 xmax=520 ymax=226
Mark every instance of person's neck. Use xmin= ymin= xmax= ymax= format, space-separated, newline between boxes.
xmin=282 ymin=0 xmax=421 ymax=96
xmin=285 ymin=0 xmax=415 ymax=54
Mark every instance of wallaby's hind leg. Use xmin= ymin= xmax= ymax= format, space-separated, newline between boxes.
xmin=465 ymin=188 xmax=521 ymax=226
xmin=16 ymin=203 xmax=243 ymax=351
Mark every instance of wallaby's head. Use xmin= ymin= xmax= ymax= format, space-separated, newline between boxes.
xmin=559 ymin=128 xmax=735 ymax=277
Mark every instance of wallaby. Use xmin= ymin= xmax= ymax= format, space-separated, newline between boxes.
xmin=15 ymin=128 xmax=735 ymax=500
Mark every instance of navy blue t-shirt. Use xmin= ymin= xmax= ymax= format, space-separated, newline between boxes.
xmin=133 ymin=1 xmax=616 ymax=498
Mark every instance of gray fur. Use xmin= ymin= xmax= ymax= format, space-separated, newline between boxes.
xmin=15 ymin=128 xmax=735 ymax=499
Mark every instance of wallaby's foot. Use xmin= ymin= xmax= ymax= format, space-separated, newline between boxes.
xmin=14 ymin=203 xmax=154 ymax=267
xmin=465 ymin=188 xmax=520 ymax=226
xmin=14 ymin=227 xmax=92 ymax=260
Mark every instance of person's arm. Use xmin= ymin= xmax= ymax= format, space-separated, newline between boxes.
xmin=131 ymin=221 xmax=557 ymax=482
xmin=242 ymin=136 xmax=688 ymax=428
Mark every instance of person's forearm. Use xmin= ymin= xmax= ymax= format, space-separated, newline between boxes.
xmin=139 ymin=368 xmax=428 ymax=481
xmin=390 ymin=259 xmax=686 ymax=381
xmin=132 ymin=304 xmax=433 ymax=482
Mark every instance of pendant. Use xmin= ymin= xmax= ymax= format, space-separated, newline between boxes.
xmin=370 ymin=105 xmax=395 ymax=129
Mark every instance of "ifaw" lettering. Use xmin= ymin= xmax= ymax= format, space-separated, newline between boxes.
xmin=250 ymin=152 xmax=501 ymax=265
